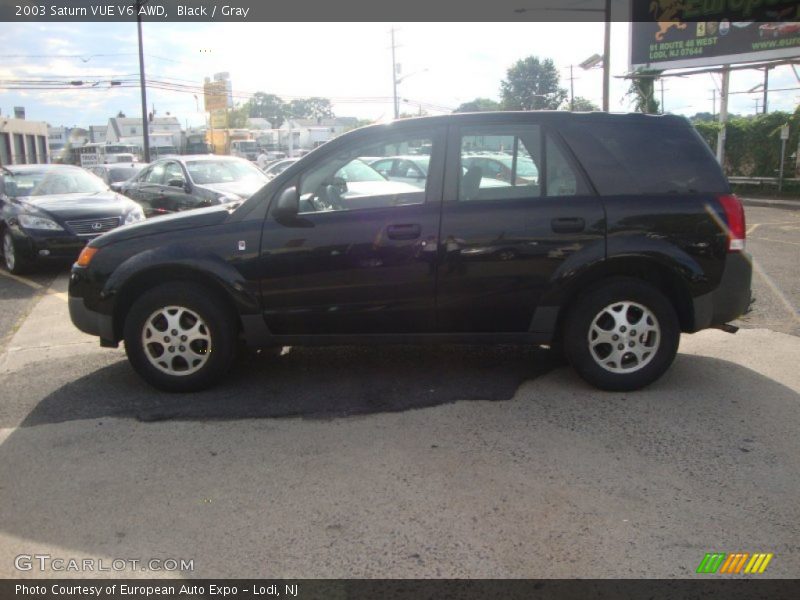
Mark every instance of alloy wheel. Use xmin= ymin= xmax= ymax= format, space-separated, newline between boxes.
xmin=3 ymin=232 xmax=15 ymax=272
xmin=141 ymin=305 xmax=212 ymax=376
xmin=587 ymin=301 xmax=660 ymax=374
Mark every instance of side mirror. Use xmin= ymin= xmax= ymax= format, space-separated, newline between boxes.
xmin=167 ymin=178 xmax=185 ymax=189
xmin=272 ymin=186 xmax=299 ymax=221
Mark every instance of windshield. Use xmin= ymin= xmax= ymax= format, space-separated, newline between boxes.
xmin=336 ymin=159 xmax=386 ymax=183
xmin=186 ymin=159 xmax=268 ymax=185
xmin=2 ymin=169 xmax=108 ymax=196
xmin=237 ymin=141 xmax=257 ymax=151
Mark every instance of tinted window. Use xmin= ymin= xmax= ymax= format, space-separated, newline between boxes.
xmin=561 ymin=118 xmax=728 ymax=195
xmin=297 ymin=134 xmax=432 ymax=213
xmin=545 ymin=134 xmax=581 ymax=197
xmin=459 ymin=125 xmax=541 ymax=201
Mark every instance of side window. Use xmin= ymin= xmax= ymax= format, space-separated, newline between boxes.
xmin=297 ymin=134 xmax=433 ymax=214
xmin=145 ymin=163 xmax=165 ymax=184
xmin=370 ymin=158 xmax=394 ymax=178
xmin=459 ymin=125 xmax=541 ymax=201
xmin=545 ymin=134 xmax=580 ymax=197
xmin=163 ymin=162 xmax=185 ymax=186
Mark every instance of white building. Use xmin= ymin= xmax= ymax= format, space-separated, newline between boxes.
xmin=106 ymin=116 xmax=182 ymax=153
xmin=277 ymin=117 xmax=358 ymax=151
xmin=1 ymin=118 xmax=49 ymax=165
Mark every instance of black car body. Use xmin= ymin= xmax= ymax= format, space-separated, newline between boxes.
xmin=1 ymin=164 xmax=145 ymax=274
xmin=88 ymin=163 xmax=147 ymax=192
xmin=117 ymin=155 xmax=269 ymax=217
xmin=69 ymin=112 xmax=752 ymax=392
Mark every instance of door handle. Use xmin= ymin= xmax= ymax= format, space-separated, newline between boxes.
xmin=386 ymin=223 xmax=421 ymax=240
xmin=551 ymin=217 xmax=585 ymax=234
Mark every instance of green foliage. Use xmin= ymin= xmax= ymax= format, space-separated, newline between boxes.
xmin=500 ymin=56 xmax=567 ymax=111
xmin=626 ymin=70 xmax=661 ymax=114
xmin=455 ymin=98 xmax=502 ymax=113
xmin=287 ymin=97 xmax=335 ymax=120
xmin=246 ymin=92 xmax=287 ymax=128
xmin=693 ymin=108 xmax=800 ymax=176
xmin=566 ymin=96 xmax=600 ymax=112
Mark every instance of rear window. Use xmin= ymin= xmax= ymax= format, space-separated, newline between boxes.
xmin=561 ymin=118 xmax=729 ymax=196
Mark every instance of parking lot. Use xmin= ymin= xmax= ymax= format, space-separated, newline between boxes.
xmin=0 ymin=203 xmax=798 ymax=578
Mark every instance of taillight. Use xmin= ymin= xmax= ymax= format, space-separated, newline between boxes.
xmin=718 ymin=194 xmax=746 ymax=252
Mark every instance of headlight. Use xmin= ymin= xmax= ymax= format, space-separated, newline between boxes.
xmin=123 ymin=205 xmax=145 ymax=225
xmin=17 ymin=214 xmax=64 ymax=231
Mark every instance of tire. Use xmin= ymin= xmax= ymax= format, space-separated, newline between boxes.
xmin=3 ymin=229 xmax=33 ymax=275
xmin=123 ymin=282 xmax=238 ymax=392
xmin=563 ymin=279 xmax=680 ymax=391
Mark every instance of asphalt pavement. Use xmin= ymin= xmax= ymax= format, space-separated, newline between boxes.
xmin=0 ymin=203 xmax=798 ymax=579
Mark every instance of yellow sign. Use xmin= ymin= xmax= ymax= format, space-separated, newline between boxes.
xmin=203 ymin=81 xmax=227 ymax=112
xmin=210 ymin=110 xmax=228 ymax=128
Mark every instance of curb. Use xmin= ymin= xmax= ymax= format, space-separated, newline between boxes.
xmin=739 ymin=197 xmax=800 ymax=211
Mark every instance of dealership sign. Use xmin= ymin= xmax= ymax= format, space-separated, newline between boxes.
xmin=630 ymin=1 xmax=800 ymax=70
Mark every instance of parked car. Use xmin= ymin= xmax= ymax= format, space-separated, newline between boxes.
xmin=263 ymin=158 xmax=298 ymax=180
xmin=117 ymin=155 xmax=269 ymax=217
xmin=69 ymin=112 xmax=752 ymax=393
xmin=1 ymin=164 xmax=144 ymax=274
xmin=87 ymin=163 xmax=147 ymax=191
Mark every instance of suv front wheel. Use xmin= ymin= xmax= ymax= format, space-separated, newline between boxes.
xmin=563 ymin=279 xmax=680 ymax=391
xmin=123 ymin=282 xmax=238 ymax=392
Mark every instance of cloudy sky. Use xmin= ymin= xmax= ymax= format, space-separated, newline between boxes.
xmin=1 ymin=20 xmax=798 ymax=129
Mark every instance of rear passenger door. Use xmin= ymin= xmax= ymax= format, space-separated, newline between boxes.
xmin=437 ymin=120 xmax=605 ymax=333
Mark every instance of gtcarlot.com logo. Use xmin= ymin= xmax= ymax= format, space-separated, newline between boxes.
xmin=15 ymin=554 xmax=194 ymax=572
xmin=696 ymin=552 xmax=774 ymax=574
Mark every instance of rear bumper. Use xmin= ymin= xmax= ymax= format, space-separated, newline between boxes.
xmin=692 ymin=251 xmax=753 ymax=330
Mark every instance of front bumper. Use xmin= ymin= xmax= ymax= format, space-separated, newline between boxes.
xmin=11 ymin=227 xmax=91 ymax=262
xmin=68 ymin=295 xmax=116 ymax=344
xmin=692 ymin=251 xmax=753 ymax=330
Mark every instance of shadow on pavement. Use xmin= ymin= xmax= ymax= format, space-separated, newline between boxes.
xmin=1 ymin=353 xmax=798 ymax=578
xmin=19 ymin=344 xmax=563 ymax=425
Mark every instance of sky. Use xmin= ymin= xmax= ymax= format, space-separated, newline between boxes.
xmin=0 ymin=20 xmax=798 ymax=129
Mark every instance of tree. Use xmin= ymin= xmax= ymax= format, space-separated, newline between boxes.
xmin=227 ymin=104 xmax=251 ymax=128
xmin=116 ymin=111 xmax=126 ymax=118
xmin=690 ymin=112 xmax=716 ymax=123
xmin=626 ymin=70 xmax=661 ymax=114
xmin=500 ymin=57 xmax=567 ymax=111
xmin=247 ymin=92 xmax=288 ymax=128
xmin=567 ymin=96 xmax=600 ymax=112
xmin=287 ymin=97 xmax=334 ymax=120
xmin=454 ymin=98 xmax=502 ymax=113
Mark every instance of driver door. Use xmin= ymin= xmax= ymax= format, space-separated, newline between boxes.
xmin=257 ymin=126 xmax=445 ymax=336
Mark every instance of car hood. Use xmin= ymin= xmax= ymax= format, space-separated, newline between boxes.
xmin=91 ymin=203 xmax=235 ymax=248
xmin=343 ymin=180 xmax=420 ymax=197
xmin=17 ymin=191 xmax=135 ymax=220
xmin=199 ymin=180 xmax=267 ymax=199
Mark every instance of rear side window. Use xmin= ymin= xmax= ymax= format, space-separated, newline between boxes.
xmin=560 ymin=118 xmax=728 ymax=195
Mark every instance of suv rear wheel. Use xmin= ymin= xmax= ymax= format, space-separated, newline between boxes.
xmin=123 ymin=282 xmax=238 ymax=392
xmin=563 ymin=279 xmax=680 ymax=391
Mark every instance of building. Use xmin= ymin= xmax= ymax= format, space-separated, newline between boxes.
xmin=1 ymin=117 xmax=49 ymax=165
xmin=277 ymin=117 xmax=359 ymax=151
xmin=89 ymin=125 xmax=107 ymax=144
xmin=106 ymin=115 xmax=182 ymax=155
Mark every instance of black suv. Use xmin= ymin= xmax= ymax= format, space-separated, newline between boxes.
xmin=68 ymin=112 xmax=752 ymax=392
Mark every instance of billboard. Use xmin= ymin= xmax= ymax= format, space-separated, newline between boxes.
xmin=630 ymin=1 xmax=800 ymax=70
xmin=203 ymin=80 xmax=228 ymax=112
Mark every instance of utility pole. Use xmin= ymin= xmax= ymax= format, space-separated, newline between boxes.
xmin=716 ymin=66 xmax=730 ymax=168
xmin=391 ymin=28 xmax=399 ymax=120
xmin=136 ymin=0 xmax=150 ymax=163
xmin=762 ymin=66 xmax=770 ymax=114
xmin=660 ymin=78 xmax=665 ymax=114
xmin=569 ymin=65 xmax=575 ymax=111
xmin=712 ymin=88 xmax=717 ymax=118
xmin=602 ymin=0 xmax=611 ymax=111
